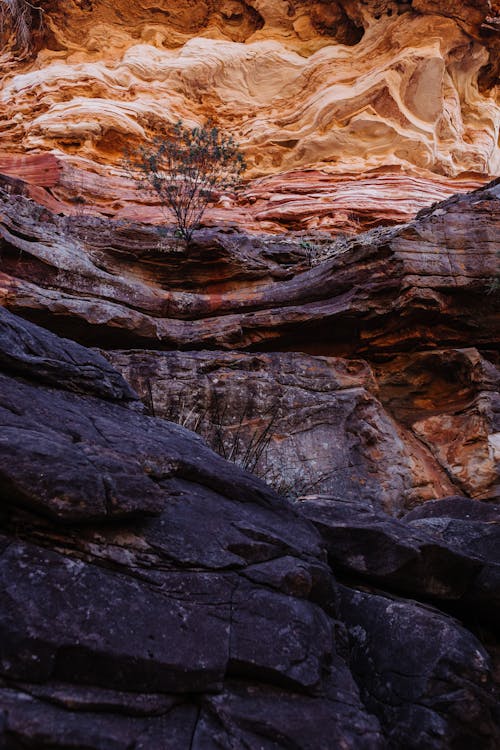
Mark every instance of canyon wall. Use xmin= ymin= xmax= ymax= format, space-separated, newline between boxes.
xmin=0 ymin=0 xmax=498 ymax=515
xmin=0 ymin=0 xmax=498 ymax=232
xmin=0 ymin=3 xmax=499 ymax=747
xmin=1 ymin=172 xmax=499 ymax=508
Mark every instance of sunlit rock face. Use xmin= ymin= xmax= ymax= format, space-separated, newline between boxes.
xmin=0 ymin=0 xmax=498 ymax=232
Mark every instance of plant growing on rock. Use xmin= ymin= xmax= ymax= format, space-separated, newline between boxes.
xmin=146 ymin=382 xmax=319 ymax=500
xmin=125 ymin=121 xmax=246 ymax=245
xmin=0 ymin=0 xmax=44 ymax=52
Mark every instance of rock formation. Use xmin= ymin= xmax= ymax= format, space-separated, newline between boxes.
xmin=0 ymin=0 xmax=499 ymax=746
xmin=1 ymin=173 xmax=498 ymax=509
xmin=0 ymin=0 xmax=499 ymax=232
xmin=0 ymin=307 xmax=499 ymax=749
xmin=0 ymin=176 xmax=498 ymax=352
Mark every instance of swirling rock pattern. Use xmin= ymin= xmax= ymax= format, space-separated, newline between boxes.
xmin=0 ymin=0 xmax=498 ymax=232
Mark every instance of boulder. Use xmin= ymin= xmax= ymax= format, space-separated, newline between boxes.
xmin=338 ymin=584 xmax=500 ymax=749
xmin=0 ymin=291 xmax=498 ymax=749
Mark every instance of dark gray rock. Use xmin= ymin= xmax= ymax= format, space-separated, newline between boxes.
xmin=228 ymin=582 xmax=333 ymax=692
xmin=0 ymin=540 xmax=232 ymax=693
xmin=0 ymin=305 xmax=136 ymax=402
xmin=404 ymin=497 xmax=500 ymax=626
xmin=141 ymin=478 xmax=328 ymax=579
xmin=0 ymin=309 xmax=498 ymax=749
xmin=194 ymin=676 xmax=384 ymax=750
xmin=338 ymin=585 xmax=500 ymax=749
xmin=403 ymin=497 xmax=500 ymax=523
xmin=295 ymin=497 xmax=481 ymax=599
xmin=0 ymin=371 xmax=290 ymax=522
xmin=0 ymin=687 xmax=198 ymax=749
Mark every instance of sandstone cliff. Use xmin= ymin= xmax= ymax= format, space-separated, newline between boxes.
xmin=0 ymin=1 xmax=499 ymax=748
xmin=0 ymin=0 xmax=499 ymax=232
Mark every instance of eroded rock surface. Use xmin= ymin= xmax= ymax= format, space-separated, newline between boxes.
xmin=0 ymin=309 xmax=499 ymax=749
xmin=0 ymin=177 xmax=498 ymax=354
xmin=338 ymin=584 xmax=499 ymax=750
xmin=106 ymin=348 xmax=458 ymax=512
xmin=106 ymin=341 xmax=500 ymax=508
xmin=1 ymin=177 xmax=498 ymax=508
xmin=0 ymin=1 xmax=498 ymax=744
xmin=0 ymin=0 xmax=498 ymax=233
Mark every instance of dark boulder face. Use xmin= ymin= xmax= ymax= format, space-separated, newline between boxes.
xmin=0 ymin=310 xmax=499 ymax=749
xmin=0 ymin=310 xmax=382 ymax=749
xmin=402 ymin=497 xmax=500 ymax=627
xmin=295 ymin=496 xmax=500 ymax=628
xmin=0 ymin=305 xmax=137 ymax=402
xmin=338 ymin=585 xmax=500 ymax=750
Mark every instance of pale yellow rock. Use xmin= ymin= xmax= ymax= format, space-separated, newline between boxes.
xmin=0 ymin=0 xmax=498 ymax=229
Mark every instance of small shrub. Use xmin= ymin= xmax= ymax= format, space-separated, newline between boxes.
xmin=124 ymin=121 xmax=246 ymax=245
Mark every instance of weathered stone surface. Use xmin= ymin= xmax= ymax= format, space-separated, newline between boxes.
xmin=338 ymin=584 xmax=500 ymax=749
xmin=0 ymin=332 xmax=302 ymax=522
xmin=0 ymin=1 xmax=497 ymax=233
xmin=107 ymin=348 xmax=457 ymax=512
xmin=0 ymin=305 xmax=136 ymax=402
xmin=107 ymin=344 xmax=500 ymax=508
xmin=376 ymin=348 xmax=500 ymax=500
xmin=0 ymin=310 xmax=498 ymax=748
xmin=0 ymin=540 xmax=232 ymax=692
xmin=0 ymin=686 xmax=198 ymax=750
xmin=2 ymin=176 xmax=498 ymax=507
xmin=297 ymin=495 xmax=500 ymax=628
xmin=0 ymin=310 xmax=387 ymax=749
xmin=403 ymin=497 xmax=500 ymax=625
xmin=194 ymin=675 xmax=384 ymax=750
xmin=403 ymin=496 xmax=500 ymax=523
xmin=0 ymin=0 xmax=498 ymax=743
xmin=296 ymin=496 xmax=482 ymax=600
xmin=1 ymin=179 xmax=498 ymax=355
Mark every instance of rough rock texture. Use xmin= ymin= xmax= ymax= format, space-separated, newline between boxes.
xmin=0 ymin=1 xmax=499 ymax=744
xmin=1 ymin=309 xmax=499 ymax=749
xmin=376 ymin=348 xmax=500 ymax=500
xmin=338 ymin=584 xmax=499 ymax=750
xmin=297 ymin=495 xmax=500 ymax=612
xmin=0 ymin=1 xmax=498 ymax=232
xmin=105 ymin=348 xmax=459 ymax=512
xmin=0 ymin=176 xmax=498 ymax=353
xmin=402 ymin=497 xmax=500 ymax=626
xmin=1 ymin=176 xmax=498 ymax=508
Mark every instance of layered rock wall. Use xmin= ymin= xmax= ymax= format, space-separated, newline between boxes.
xmin=0 ymin=0 xmax=498 ymax=232
xmin=0 ymin=4 xmax=499 ymax=745
xmin=1 ymin=173 xmax=497 ymax=508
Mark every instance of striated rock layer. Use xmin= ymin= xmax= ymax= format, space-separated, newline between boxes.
xmin=0 ymin=0 xmax=499 ymax=232
xmin=1 ymin=174 xmax=498 ymax=507
xmin=0 ymin=175 xmax=498 ymax=353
